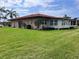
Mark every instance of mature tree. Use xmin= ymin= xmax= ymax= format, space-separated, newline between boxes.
xmin=0 ymin=7 xmax=18 ymax=27
xmin=6 ymin=9 xmax=18 ymax=19
xmin=0 ymin=7 xmax=7 ymax=20
xmin=0 ymin=7 xmax=18 ymax=23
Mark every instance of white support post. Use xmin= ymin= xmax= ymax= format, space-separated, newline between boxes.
xmin=76 ymin=20 xmax=77 ymax=26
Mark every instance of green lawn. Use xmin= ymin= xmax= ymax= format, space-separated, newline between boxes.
xmin=0 ymin=27 xmax=79 ymax=59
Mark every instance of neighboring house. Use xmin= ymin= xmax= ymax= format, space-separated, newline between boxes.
xmin=76 ymin=18 xmax=79 ymax=26
xmin=9 ymin=14 xmax=78 ymax=29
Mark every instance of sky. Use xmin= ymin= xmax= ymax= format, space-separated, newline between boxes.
xmin=0 ymin=0 xmax=79 ymax=18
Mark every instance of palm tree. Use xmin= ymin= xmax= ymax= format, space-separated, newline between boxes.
xmin=64 ymin=14 xmax=71 ymax=20
xmin=6 ymin=9 xmax=18 ymax=19
xmin=0 ymin=7 xmax=6 ymax=20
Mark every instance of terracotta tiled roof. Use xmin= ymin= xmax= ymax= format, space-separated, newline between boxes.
xmin=9 ymin=13 xmax=64 ymax=21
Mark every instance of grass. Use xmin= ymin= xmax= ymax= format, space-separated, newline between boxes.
xmin=0 ymin=27 xmax=79 ymax=59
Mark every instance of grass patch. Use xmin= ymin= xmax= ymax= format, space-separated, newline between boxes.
xmin=0 ymin=27 xmax=79 ymax=59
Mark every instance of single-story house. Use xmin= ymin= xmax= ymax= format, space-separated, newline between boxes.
xmin=9 ymin=14 xmax=78 ymax=29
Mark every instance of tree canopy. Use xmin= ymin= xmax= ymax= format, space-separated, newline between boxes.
xmin=0 ymin=7 xmax=18 ymax=21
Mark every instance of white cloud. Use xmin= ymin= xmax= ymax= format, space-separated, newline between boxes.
xmin=7 ymin=0 xmax=22 ymax=4
xmin=0 ymin=0 xmax=55 ymax=8
xmin=22 ymin=0 xmax=55 ymax=8
xmin=0 ymin=0 xmax=22 ymax=7
xmin=0 ymin=0 xmax=56 ymax=16
xmin=14 ymin=8 xmax=29 ymax=13
xmin=0 ymin=1 xmax=4 ymax=7
xmin=1 ymin=0 xmax=71 ymax=17
xmin=17 ymin=8 xmax=70 ymax=17
xmin=38 ymin=8 xmax=71 ymax=17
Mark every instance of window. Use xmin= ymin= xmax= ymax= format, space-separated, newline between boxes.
xmin=37 ymin=18 xmax=45 ymax=25
xmin=53 ymin=20 xmax=58 ymax=25
xmin=62 ymin=20 xmax=65 ymax=25
xmin=40 ymin=20 xmax=44 ymax=24
xmin=50 ymin=20 xmax=53 ymax=25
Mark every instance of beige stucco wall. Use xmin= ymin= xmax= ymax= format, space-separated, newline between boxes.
xmin=11 ymin=18 xmax=37 ymax=29
xmin=11 ymin=21 xmax=19 ymax=28
xmin=22 ymin=19 xmax=37 ymax=29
